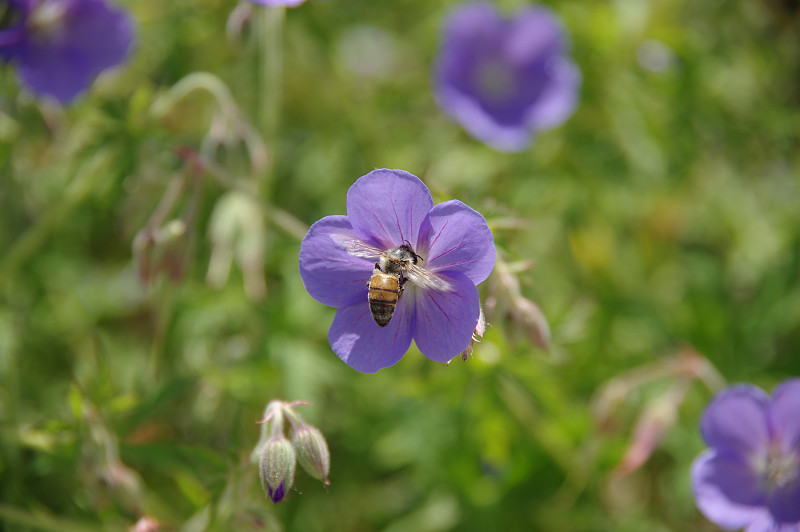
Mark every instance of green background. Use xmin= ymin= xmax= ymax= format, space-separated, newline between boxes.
xmin=1 ymin=0 xmax=799 ymax=530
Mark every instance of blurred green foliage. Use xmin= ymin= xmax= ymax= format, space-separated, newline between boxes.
xmin=1 ymin=0 xmax=799 ymax=531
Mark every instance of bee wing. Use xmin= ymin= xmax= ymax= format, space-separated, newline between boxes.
xmin=330 ymin=234 xmax=383 ymax=261
xmin=405 ymin=264 xmax=453 ymax=292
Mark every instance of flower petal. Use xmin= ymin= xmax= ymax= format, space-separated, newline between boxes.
xmin=524 ymin=57 xmax=581 ymax=131
xmin=420 ymin=200 xmax=495 ymax=285
xmin=328 ymin=299 xmax=415 ymax=373
xmin=441 ymin=2 xmax=500 ymax=45
xmin=434 ymin=84 xmax=535 ymax=151
xmin=701 ymin=384 xmax=770 ymax=457
xmin=411 ymin=271 xmax=479 ymax=364
xmin=745 ymin=514 xmax=800 ymax=532
xmin=434 ymin=3 xmax=505 ymax=104
xmin=691 ymin=449 xmax=769 ymax=530
xmin=346 ymin=169 xmax=434 ymax=250
xmin=18 ymin=0 xmax=134 ymax=103
xmin=506 ymin=8 xmax=579 ymax=132
xmin=268 ymin=481 xmax=286 ymax=503
xmin=505 ymin=6 xmax=565 ymax=66
xmin=768 ymin=378 xmax=800 ymax=453
xmin=299 ymin=215 xmax=374 ymax=308
xmin=766 ymin=482 xmax=800 ymax=524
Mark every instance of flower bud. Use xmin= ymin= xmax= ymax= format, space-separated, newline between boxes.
xmin=291 ymin=425 xmax=330 ymax=486
xmin=251 ymin=401 xmax=285 ymax=464
xmin=207 ymin=191 xmax=267 ymax=301
xmin=258 ymin=436 xmax=296 ymax=503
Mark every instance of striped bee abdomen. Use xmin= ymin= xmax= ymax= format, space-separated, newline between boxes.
xmin=368 ymin=271 xmax=402 ymax=327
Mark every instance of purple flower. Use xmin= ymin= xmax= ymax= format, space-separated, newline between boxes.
xmin=433 ymin=2 xmax=580 ymax=152
xmin=299 ymin=169 xmax=495 ymax=373
xmin=691 ymin=380 xmax=800 ymax=531
xmin=0 ymin=0 xmax=134 ymax=103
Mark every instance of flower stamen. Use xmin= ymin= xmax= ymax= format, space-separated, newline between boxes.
xmin=474 ymin=58 xmax=516 ymax=102
xmin=763 ymin=446 xmax=799 ymax=491
xmin=30 ymin=1 xmax=68 ymax=38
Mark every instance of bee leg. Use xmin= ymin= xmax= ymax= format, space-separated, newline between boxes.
xmin=368 ymin=262 xmax=382 ymax=287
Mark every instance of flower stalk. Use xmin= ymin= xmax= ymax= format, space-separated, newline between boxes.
xmin=256 ymin=4 xmax=284 ymax=194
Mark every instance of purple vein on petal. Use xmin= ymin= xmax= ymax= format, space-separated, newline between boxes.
xmin=392 ymin=309 xmax=409 ymax=345
xmin=431 ymin=293 xmax=457 ymax=326
xmin=370 ymin=208 xmax=392 ymax=246
xmin=426 ymin=218 xmax=448 ymax=255
xmin=426 ymin=216 xmax=473 ymax=266
xmin=418 ymin=305 xmax=436 ymax=341
xmin=432 ymin=239 xmax=469 ymax=264
xmin=408 ymin=202 xmax=414 ymax=246
xmin=419 ymin=289 xmax=458 ymax=341
xmin=412 ymin=272 xmax=479 ymax=363
xmin=392 ymin=195 xmax=404 ymax=244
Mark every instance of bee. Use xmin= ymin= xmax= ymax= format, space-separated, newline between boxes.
xmin=332 ymin=236 xmax=451 ymax=327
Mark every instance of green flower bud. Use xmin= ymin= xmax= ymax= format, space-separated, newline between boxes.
xmin=259 ymin=436 xmax=296 ymax=503
xmin=250 ymin=400 xmax=285 ymax=464
xmin=291 ymin=424 xmax=330 ymax=486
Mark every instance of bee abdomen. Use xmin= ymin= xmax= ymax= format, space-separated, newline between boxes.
xmin=369 ymin=299 xmax=395 ymax=327
xmin=368 ymin=274 xmax=400 ymax=327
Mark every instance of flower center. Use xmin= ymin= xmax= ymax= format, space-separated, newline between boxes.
xmin=762 ymin=446 xmax=799 ymax=491
xmin=473 ymin=58 xmax=516 ymax=102
xmin=29 ymin=0 xmax=67 ymax=39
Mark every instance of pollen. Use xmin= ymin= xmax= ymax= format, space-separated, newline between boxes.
xmin=762 ymin=446 xmax=800 ymax=491
xmin=473 ymin=59 xmax=517 ymax=102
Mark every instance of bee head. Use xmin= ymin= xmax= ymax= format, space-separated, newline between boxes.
xmin=398 ymin=241 xmax=422 ymax=264
xmin=385 ymin=242 xmax=422 ymax=265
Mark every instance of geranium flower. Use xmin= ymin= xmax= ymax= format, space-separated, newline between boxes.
xmin=433 ymin=2 xmax=580 ymax=152
xmin=299 ymin=169 xmax=495 ymax=373
xmin=691 ymin=379 xmax=800 ymax=531
xmin=0 ymin=0 xmax=134 ymax=104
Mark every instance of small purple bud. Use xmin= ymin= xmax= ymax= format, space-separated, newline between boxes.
xmin=291 ymin=424 xmax=330 ymax=486
xmin=267 ymin=481 xmax=286 ymax=504
xmin=258 ymin=436 xmax=296 ymax=503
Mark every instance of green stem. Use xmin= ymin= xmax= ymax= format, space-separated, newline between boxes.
xmin=257 ymin=5 xmax=284 ymax=196
xmin=0 ymin=503 xmax=109 ymax=532
xmin=0 ymin=151 xmax=114 ymax=290
xmin=281 ymin=404 xmax=308 ymax=430
xmin=149 ymin=72 xmax=241 ymax=121
xmin=147 ymin=279 xmax=175 ymax=384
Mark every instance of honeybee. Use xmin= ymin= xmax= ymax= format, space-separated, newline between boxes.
xmin=332 ymin=236 xmax=451 ymax=327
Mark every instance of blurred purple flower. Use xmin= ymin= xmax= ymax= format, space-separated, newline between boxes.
xmin=299 ymin=169 xmax=495 ymax=373
xmin=433 ymin=2 xmax=580 ymax=152
xmin=692 ymin=380 xmax=800 ymax=531
xmin=0 ymin=0 xmax=134 ymax=104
